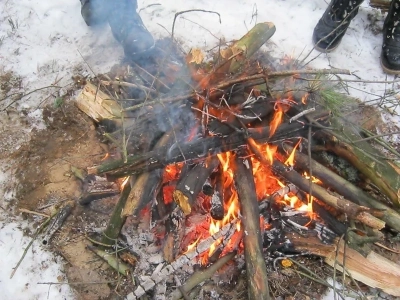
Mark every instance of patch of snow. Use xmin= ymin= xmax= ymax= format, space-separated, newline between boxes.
xmin=0 ymin=220 xmax=76 ymax=300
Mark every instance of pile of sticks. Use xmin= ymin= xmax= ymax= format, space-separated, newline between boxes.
xmin=76 ymin=22 xmax=400 ymax=299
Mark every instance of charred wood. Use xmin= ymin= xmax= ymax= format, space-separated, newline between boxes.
xmin=173 ymin=156 xmax=219 ymax=215
xmin=210 ymin=167 xmax=225 ymax=220
xmin=162 ymin=206 xmax=186 ymax=262
xmin=42 ymin=201 xmax=74 ymax=245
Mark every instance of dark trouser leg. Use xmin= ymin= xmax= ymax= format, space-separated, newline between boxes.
xmin=312 ymin=0 xmax=364 ymax=52
xmin=80 ymin=0 xmax=154 ymax=60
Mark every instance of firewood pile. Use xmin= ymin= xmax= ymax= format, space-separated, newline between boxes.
xmin=75 ymin=22 xmax=400 ymax=299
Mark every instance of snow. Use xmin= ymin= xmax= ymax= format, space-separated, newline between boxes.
xmin=0 ymin=0 xmax=398 ymax=299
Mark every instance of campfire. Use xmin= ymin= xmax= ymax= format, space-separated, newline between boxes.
xmin=71 ymin=22 xmax=400 ymax=299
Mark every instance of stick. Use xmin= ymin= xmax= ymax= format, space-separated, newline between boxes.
xmin=101 ymin=179 xmax=131 ymax=247
xmin=10 ymin=211 xmax=57 ymax=278
xmin=170 ymin=252 xmax=236 ymax=300
xmin=284 ymin=144 xmax=400 ymax=233
xmin=247 ymin=138 xmax=385 ymax=230
xmin=234 ymin=149 xmax=271 ymax=300
xmin=87 ymin=245 xmax=130 ymax=276
xmin=42 ymin=201 xmax=74 ymax=245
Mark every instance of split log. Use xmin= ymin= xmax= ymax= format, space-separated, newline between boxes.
xmin=290 ymin=232 xmax=400 ymax=297
xmin=101 ymin=179 xmax=131 ymax=246
xmin=314 ymin=123 xmax=400 ymax=207
xmin=234 ymin=149 xmax=271 ymax=300
xmin=121 ymin=170 xmax=162 ymax=217
xmin=122 ymin=130 xmax=177 ymax=217
xmin=75 ymin=82 xmax=126 ymax=123
xmin=173 ymin=156 xmax=219 ymax=215
xmin=284 ymin=145 xmax=400 ymax=233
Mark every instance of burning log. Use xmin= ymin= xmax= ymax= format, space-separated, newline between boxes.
xmin=284 ymin=144 xmax=400 ymax=233
xmin=121 ymin=170 xmax=162 ymax=217
xmin=271 ymin=159 xmax=385 ymax=230
xmin=91 ymin=119 xmax=316 ymax=177
xmin=173 ymin=156 xmax=219 ymax=215
xmin=234 ymin=149 xmax=271 ymax=300
xmin=210 ymin=167 xmax=225 ymax=220
xmin=247 ymin=137 xmax=385 ymax=230
xmin=314 ymin=120 xmax=400 ymax=207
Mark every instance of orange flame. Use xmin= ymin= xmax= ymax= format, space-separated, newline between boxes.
xmin=301 ymin=92 xmax=309 ymax=105
xmin=120 ymin=176 xmax=130 ymax=189
xmin=269 ymin=109 xmax=283 ymax=137
xmin=284 ymin=139 xmax=302 ymax=167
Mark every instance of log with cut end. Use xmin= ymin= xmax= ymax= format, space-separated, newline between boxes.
xmin=75 ymin=82 xmax=126 ymax=123
xmin=173 ymin=156 xmax=219 ymax=215
xmin=234 ymin=149 xmax=271 ymax=300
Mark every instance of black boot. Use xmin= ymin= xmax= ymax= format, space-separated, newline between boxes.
xmin=381 ymin=0 xmax=400 ymax=75
xmin=313 ymin=0 xmax=364 ymax=52
xmin=107 ymin=0 xmax=155 ymax=60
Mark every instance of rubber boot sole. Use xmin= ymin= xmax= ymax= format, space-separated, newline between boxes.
xmin=380 ymin=59 xmax=400 ymax=75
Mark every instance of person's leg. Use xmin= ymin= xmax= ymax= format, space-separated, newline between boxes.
xmin=80 ymin=0 xmax=108 ymax=26
xmin=381 ymin=0 xmax=400 ymax=74
xmin=80 ymin=0 xmax=154 ymax=60
xmin=313 ymin=0 xmax=364 ymax=52
xmin=107 ymin=0 xmax=154 ymax=60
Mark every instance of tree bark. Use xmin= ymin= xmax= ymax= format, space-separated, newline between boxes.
xmin=284 ymin=145 xmax=400 ymax=233
xmin=234 ymin=149 xmax=271 ymax=300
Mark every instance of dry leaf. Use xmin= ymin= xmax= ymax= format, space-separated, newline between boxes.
xmin=189 ymin=48 xmax=204 ymax=64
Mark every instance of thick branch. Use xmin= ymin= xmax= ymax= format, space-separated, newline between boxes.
xmin=234 ymin=149 xmax=271 ymax=300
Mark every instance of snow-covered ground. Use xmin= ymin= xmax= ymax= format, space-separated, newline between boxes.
xmin=0 ymin=0 xmax=398 ymax=299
